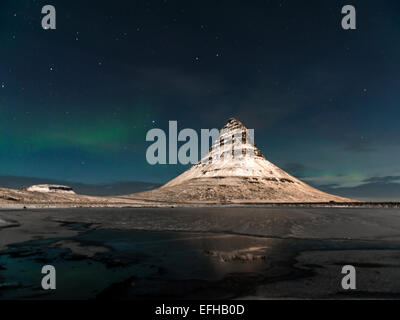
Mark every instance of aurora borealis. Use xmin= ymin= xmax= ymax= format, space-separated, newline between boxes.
xmin=1 ymin=0 xmax=400 ymax=195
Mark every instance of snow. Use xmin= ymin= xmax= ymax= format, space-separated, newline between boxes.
xmin=144 ymin=118 xmax=353 ymax=203
xmin=27 ymin=184 xmax=76 ymax=194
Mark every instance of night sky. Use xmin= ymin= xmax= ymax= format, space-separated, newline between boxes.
xmin=1 ymin=0 xmax=400 ymax=192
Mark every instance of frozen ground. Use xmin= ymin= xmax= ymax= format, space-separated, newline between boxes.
xmin=0 ymin=207 xmax=400 ymax=299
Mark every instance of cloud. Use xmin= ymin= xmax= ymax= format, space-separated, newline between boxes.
xmin=133 ymin=66 xmax=228 ymax=99
xmin=302 ymin=174 xmax=364 ymax=188
xmin=318 ymin=182 xmax=400 ymax=202
xmin=317 ymin=183 xmax=340 ymax=188
xmin=126 ymin=62 xmax=352 ymax=130
xmin=343 ymin=140 xmax=374 ymax=153
xmin=315 ymin=175 xmax=400 ymax=201
xmin=362 ymin=175 xmax=400 ymax=184
xmin=282 ymin=162 xmax=307 ymax=178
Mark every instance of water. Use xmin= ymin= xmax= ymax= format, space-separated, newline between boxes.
xmin=0 ymin=229 xmax=277 ymax=299
xmin=2 ymin=207 xmax=400 ymax=299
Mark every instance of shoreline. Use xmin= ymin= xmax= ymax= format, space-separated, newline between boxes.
xmin=1 ymin=201 xmax=400 ymax=210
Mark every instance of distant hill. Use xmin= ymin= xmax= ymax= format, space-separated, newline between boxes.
xmin=0 ymin=176 xmax=161 ymax=196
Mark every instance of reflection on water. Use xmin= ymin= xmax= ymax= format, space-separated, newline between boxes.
xmin=0 ymin=229 xmax=279 ymax=299
xmin=2 ymin=227 xmax=400 ymax=299
xmin=3 ymin=207 xmax=400 ymax=299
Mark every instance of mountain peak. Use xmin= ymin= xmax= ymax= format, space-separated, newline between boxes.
xmin=133 ymin=119 xmax=354 ymax=203
xmin=215 ymin=118 xmax=264 ymax=161
xmin=222 ymin=118 xmax=247 ymax=131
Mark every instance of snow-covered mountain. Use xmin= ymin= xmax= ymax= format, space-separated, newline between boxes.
xmin=134 ymin=118 xmax=353 ymax=203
